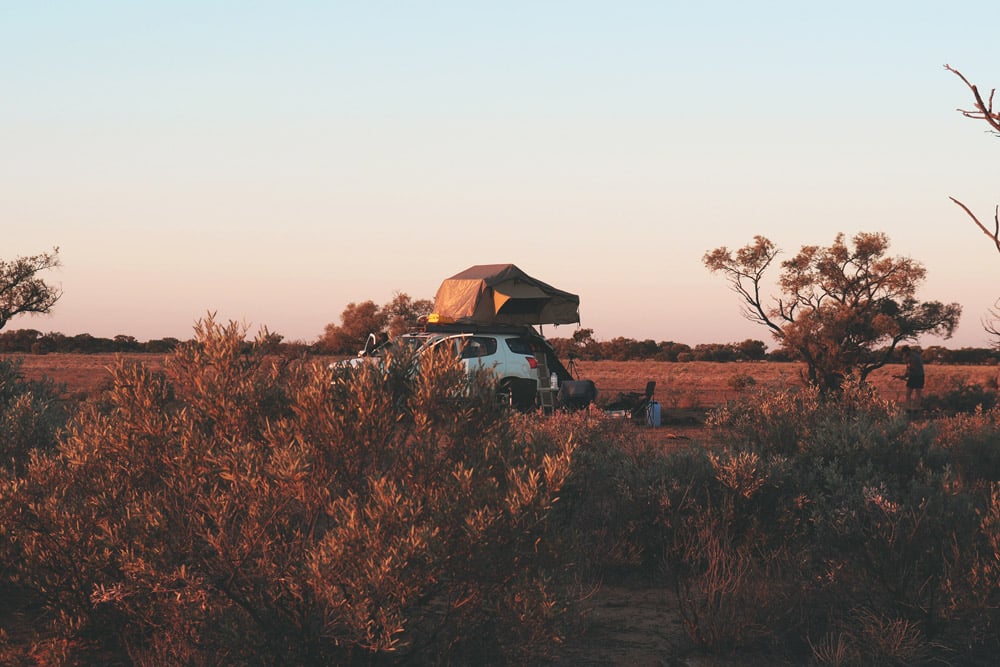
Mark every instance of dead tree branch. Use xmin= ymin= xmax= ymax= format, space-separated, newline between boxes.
xmin=946 ymin=64 xmax=1000 ymax=134
xmin=946 ymin=65 xmax=1000 ymax=261
xmin=949 ymin=197 xmax=1000 ymax=255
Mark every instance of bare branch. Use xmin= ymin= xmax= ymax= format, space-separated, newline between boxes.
xmin=983 ymin=298 xmax=1000 ymax=345
xmin=703 ymin=240 xmax=785 ymax=338
xmin=950 ymin=196 xmax=1000 ymax=255
xmin=947 ymin=65 xmax=1000 ymax=345
xmin=946 ymin=64 xmax=1000 ymax=134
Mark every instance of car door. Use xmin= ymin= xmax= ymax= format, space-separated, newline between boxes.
xmin=502 ymin=335 xmax=540 ymax=382
xmin=457 ymin=335 xmax=499 ymax=374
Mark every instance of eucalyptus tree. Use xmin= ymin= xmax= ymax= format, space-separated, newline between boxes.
xmin=704 ymin=232 xmax=961 ymax=391
xmin=0 ymin=248 xmax=61 ymax=331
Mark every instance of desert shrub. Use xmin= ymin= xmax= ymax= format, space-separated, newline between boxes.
xmin=0 ymin=357 xmax=66 ymax=475
xmin=809 ymin=608 xmax=927 ymax=667
xmin=670 ymin=384 xmax=1000 ymax=660
xmin=707 ymin=381 xmax=908 ymax=460
xmin=973 ymin=483 xmax=1000 ymax=591
xmin=546 ymin=413 xmax=689 ymax=573
xmin=543 ymin=412 xmax=807 ymax=652
xmin=662 ymin=448 xmax=810 ymax=653
xmin=933 ymin=414 xmax=1000 ymax=656
xmin=706 ymin=384 xmax=823 ymax=455
xmin=923 ymin=380 xmax=999 ymax=415
xmin=811 ymin=473 xmax=976 ymax=636
xmin=0 ymin=316 xmax=582 ymax=664
xmin=921 ymin=408 xmax=1000 ymax=490
xmin=726 ymin=371 xmax=756 ymax=392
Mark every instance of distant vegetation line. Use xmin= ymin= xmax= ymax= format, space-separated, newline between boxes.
xmin=1 ymin=327 xmax=998 ymax=365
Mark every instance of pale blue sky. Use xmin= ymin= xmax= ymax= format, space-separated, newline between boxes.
xmin=3 ymin=2 xmax=998 ymax=347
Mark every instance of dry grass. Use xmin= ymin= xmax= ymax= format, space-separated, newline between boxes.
xmin=2 ymin=353 xmax=168 ymax=399
xmin=7 ymin=353 xmax=997 ymax=412
xmin=575 ymin=359 xmax=999 ymax=410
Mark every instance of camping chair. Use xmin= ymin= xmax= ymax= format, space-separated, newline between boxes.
xmin=604 ymin=381 xmax=656 ymax=423
xmin=557 ymin=379 xmax=598 ymax=411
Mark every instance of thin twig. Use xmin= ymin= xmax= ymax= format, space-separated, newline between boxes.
xmin=949 ymin=197 xmax=1000 ymax=255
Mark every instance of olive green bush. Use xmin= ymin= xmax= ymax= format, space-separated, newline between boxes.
xmin=655 ymin=446 xmax=807 ymax=654
xmin=542 ymin=413 xmax=679 ymax=574
xmin=0 ymin=317 xmax=580 ymax=664
xmin=0 ymin=357 xmax=70 ymax=663
xmin=0 ymin=357 xmax=66 ymax=475
xmin=665 ymin=384 xmax=1000 ymax=662
xmin=923 ymin=380 xmax=998 ymax=414
xmin=5 ymin=329 xmax=1000 ymax=664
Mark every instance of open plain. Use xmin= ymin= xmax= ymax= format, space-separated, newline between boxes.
xmin=4 ymin=352 xmax=999 ymax=664
xmin=8 ymin=353 xmax=997 ymax=410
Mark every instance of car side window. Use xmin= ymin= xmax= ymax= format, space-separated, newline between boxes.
xmin=427 ymin=338 xmax=456 ymax=361
xmin=505 ymin=337 xmax=532 ymax=355
xmin=460 ymin=336 xmax=497 ymax=359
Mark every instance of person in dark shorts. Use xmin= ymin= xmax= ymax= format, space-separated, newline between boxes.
xmin=899 ymin=345 xmax=924 ymax=409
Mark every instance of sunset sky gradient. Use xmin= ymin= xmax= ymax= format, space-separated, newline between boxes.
xmin=4 ymin=2 xmax=999 ymax=349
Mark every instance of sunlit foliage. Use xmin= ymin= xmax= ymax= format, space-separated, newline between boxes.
xmin=704 ymin=232 xmax=961 ymax=390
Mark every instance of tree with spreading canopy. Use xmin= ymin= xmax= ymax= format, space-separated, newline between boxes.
xmin=381 ymin=292 xmax=434 ymax=338
xmin=0 ymin=249 xmax=61 ymax=332
xmin=704 ymin=232 xmax=961 ymax=391
xmin=317 ymin=292 xmax=433 ymax=354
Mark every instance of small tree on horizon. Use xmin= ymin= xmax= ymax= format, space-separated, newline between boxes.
xmin=381 ymin=291 xmax=433 ymax=338
xmin=317 ymin=293 xmax=433 ymax=355
xmin=317 ymin=300 xmax=385 ymax=354
xmin=704 ymin=232 xmax=962 ymax=390
xmin=0 ymin=248 xmax=61 ymax=332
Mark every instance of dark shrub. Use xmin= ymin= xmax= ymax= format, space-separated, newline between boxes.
xmin=0 ymin=357 xmax=66 ymax=475
xmin=0 ymin=317 xmax=582 ymax=664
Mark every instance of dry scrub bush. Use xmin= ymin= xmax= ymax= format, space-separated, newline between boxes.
xmin=0 ymin=358 xmax=70 ymax=663
xmin=545 ymin=401 xmax=811 ymax=651
xmin=928 ymin=409 xmax=1000 ymax=648
xmin=923 ymin=378 xmax=999 ymax=415
xmin=0 ymin=358 xmax=66 ymax=475
xmin=809 ymin=608 xmax=927 ymax=667
xmin=683 ymin=384 xmax=1000 ymax=661
xmin=726 ymin=371 xmax=756 ymax=393
xmin=974 ymin=483 xmax=1000 ymax=600
xmin=0 ymin=317 xmax=581 ymax=664
xmin=706 ymin=384 xmax=823 ymax=455
xmin=932 ymin=407 xmax=1000 ymax=489
xmin=541 ymin=413 xmax=678 ymax=573
xmin=662 ymin=448 xmax=806 ymax=653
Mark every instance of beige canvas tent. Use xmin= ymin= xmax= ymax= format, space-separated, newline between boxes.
xmin=431 ymin=264 xmax=580 ymax=326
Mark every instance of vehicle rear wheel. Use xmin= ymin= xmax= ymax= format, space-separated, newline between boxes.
xmin=498 ymin=378 xmax=535 ymax=412
xmin=497 ymin=379 xmax=515 ymax=408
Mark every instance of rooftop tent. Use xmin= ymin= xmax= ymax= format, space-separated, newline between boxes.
xmin=431 ymin=264 xmax=580 ymax=326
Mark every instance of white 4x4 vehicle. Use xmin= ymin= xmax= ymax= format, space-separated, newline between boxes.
xmin=351 ymin=324 xmax=571 ymax=411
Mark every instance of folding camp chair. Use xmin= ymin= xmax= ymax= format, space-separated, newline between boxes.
xmin=604 ymin=381 xmax=656 ymax=423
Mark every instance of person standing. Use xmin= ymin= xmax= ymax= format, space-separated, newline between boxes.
xmin=899 ymin=345 xmax=925 ymax=410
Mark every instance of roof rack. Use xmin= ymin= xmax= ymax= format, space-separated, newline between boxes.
xmin=419 ymin=321 xmax=542 ymax=337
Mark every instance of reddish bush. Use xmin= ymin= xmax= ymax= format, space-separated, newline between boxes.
xmin=0 ymin=317 xmax=579 ymax=664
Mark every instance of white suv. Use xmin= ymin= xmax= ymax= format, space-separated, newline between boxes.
xmin=349 ymin=325 xmax=569 ymax=410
